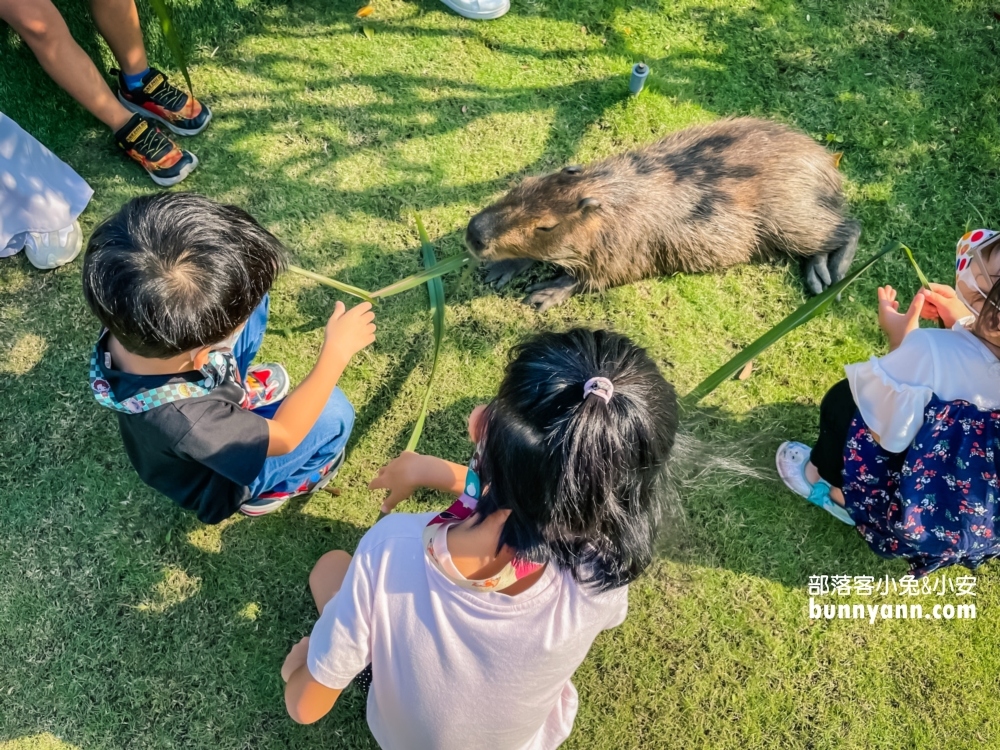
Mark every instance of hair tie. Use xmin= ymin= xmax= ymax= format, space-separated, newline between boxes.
xmin=583 ymin=376 xmax=614 ymax=404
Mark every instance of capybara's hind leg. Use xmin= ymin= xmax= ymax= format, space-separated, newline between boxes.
xmin=827 ymin=219 xmax=861 ymax=286
xmin=483 ymin=258 xmax=535 ymax=289
xmin=804 ymin=254 xmax=832 ymax=295
xmin=803 ymin=219 xmax=861 ymax=294
xmin=524 ymin=273 xmax=580 ymax=312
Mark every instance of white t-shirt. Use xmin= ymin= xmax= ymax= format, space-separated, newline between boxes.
xmin=307 ymin=512 xmax=628 ymax=750
xmin=845 ymin=321 xmax=1000 ymax=453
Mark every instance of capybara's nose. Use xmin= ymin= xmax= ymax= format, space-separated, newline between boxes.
xmin=466 ymin=215 xmax=487 ymax=254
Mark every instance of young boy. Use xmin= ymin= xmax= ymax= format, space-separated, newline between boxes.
xmin=82 ymin=193 xmax=376 ymax=523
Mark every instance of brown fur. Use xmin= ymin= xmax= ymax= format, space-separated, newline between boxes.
xmin=466 ymin=117 xmax=860 ymax=310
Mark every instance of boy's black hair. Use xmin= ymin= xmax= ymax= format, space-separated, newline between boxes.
xmin=476 ymin=328 xmax=678 ymax=591
xmin=82 ymin=192 xmax=287 ymax=358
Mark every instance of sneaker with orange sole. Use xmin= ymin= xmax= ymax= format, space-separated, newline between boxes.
xmin=115 ymin=67 xmax=212 ymax=136
xmin=114 ymin=113 xmax=198 ymax=186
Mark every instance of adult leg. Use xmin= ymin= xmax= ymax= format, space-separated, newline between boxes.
xmin=0 ymin=0 xmax=132 ymax=130
xmin=309 ymin=551 xmax=352 ymax=614
xmin=88 ymin=0 xmax=148 ymax=76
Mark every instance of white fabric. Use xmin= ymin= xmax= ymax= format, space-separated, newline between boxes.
xmin=0 ymin=112 xmax=93 ymax=253
xmin=845 ymin=322 xmax=1000 ymax=453
xmin=307 ymin=512 xmax=628 ymax=750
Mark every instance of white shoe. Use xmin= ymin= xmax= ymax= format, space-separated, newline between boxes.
xmin=776 ymin=441 xmax=814 ymax=498
xmin=439 ymin=0 xmax=509 ymax=20
xmin=776 ymin=441 xmax=856 ymax=526
xmin=5 ymin=221 xmax=84 ymax=270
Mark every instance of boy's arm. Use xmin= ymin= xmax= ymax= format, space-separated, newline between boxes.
xmin=267 ymin=301 xmax=375 ymax=456
xmin=282 ymin=637 xmax=342 ymax=724
xmin=369 ymin=452 xmax=467 ymax=514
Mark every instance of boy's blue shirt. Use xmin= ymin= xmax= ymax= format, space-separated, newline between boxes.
xmin=90 ymin=332 xmax=269 ymax=524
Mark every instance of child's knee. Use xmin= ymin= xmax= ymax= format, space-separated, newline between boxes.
xmin=309 ymin=550 xmax=352 ymax=601
xmin=8 ymin=3 xmax=62 ymax=45
xmin=323 ymin=387 xmax=356 ymax=434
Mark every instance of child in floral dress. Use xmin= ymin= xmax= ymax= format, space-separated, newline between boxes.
xmin=777 ymin=230 xmax=1000 ymax=576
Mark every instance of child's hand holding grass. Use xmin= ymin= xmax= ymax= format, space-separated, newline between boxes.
xmin=916 ymin=283 xmax=969 ymax=330
xmin=322 ymin=301 xmax=377 ymax=363
xmin=266 ymin=301 xmax=376 ymax=457
xmin=878 ymin=285 xmax=924 ymax=351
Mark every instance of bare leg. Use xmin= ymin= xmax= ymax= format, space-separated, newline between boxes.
xmin=0 ymin=0 xmax=132 ymax=130
xmin=309 ymin=550 xmax=353 ymax=614
xmin=806 ymin=461 xmax=845 ymax=506
xmin=89 ymin=0 xmax=148 ymax=76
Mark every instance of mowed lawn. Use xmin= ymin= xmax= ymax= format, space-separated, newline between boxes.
xmin=2 ymin=1 xmax=1000 ymax=748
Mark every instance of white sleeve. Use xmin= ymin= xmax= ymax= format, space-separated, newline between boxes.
xmin=844 ymin=331 xmax=935 ymax=453
xmin=602 ymin=586 xmax=629 ymax=630
xmin=306 ymin=548 xmax=375 ymax=690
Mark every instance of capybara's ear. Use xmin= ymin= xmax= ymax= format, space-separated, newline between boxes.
xmin=578 ymin=197 xmax=601 ymax=212
xmin=563 ymin=165 xmax=583 ymax=175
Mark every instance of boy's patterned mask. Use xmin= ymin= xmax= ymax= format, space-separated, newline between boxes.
xmin=955 ymin=229 xmax=1000 ymax=346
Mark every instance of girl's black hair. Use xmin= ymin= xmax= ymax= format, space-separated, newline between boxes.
xmin=82 ymin=192 xmax=287 ymax=358
xmin=475 ymin=328 xmax=678 ymax=591
xmin=974 ymin=274 xmax=1000 ymax=342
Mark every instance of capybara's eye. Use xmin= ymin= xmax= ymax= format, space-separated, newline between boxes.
xmin=535 ymin=224 xmax=559 ymax=233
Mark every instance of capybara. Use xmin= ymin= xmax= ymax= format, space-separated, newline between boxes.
xmin=465 ymin=117 xmax=860 ymax=311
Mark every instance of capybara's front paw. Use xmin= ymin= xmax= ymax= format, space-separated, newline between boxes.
xmin=523 ymin=275 xmax=580 ymax=311
xmin=483 ymin=258 xmax=535 ymax=289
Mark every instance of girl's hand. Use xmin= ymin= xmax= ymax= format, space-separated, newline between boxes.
xmin=282 ymin=637 xmax=311 ymax=683
xmin=369 ymin=451 xmax=424 ymax=513
xmin=917 ymin=283 xmax=969 ymax=329
xmin=878 ymin=285 xmax=924 ymax=351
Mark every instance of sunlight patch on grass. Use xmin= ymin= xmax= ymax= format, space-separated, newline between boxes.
xmin=185 ymin=523 xmax=230 ymax=555
xmin=237 ymin=602 xmax=261 ymax=622
xmin=0 ymin=333 xmax=46 ymax=375
xmin=0 ymin=735 xmax=81 ymax=750
xmin=137 ymin=566 xmax=202 ymax=614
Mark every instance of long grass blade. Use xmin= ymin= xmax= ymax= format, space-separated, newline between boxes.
xmin=370 ymin=253 xmax=471 ymax=299
xmin=684 ymin=241 xmax=903 ymax=405
xmin=405 ymin=214 xmax=446 ymax=452
xmin=286 ymin=265 xmax=375 ymax=303
xmin=902 ymin=244 xmax=932 ymax=290
xmin=148 ymin=0 xmax=194 ymax=94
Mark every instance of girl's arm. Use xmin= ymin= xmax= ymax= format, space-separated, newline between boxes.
xmin=282 ymin=637 xmax=342 ymax=724
xmin=369 ymin=452 xmax=468 ymax=514
xmin=918 ymin=283 xmax=973 ymax=329
xmin=877 ymin=285 xmax=924 ymax=351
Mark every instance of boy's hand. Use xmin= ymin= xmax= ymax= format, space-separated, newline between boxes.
xmin=322 ymin=301 xmax=376 ymax=363
xmin=282 ymin=637 xmax=311 ymax=683
xmin=917 ymin=283 xmax=969 ymax=329
xmin=369 ymin=451 xmax=423 ymax=514
xmin=878 ymin=285 xmax=924 ymax=351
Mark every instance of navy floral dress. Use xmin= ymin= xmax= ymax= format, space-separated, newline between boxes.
xmin=843 ymin=397 xmax=1000 ymax=576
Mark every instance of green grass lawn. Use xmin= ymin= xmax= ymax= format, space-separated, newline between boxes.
xmin=2 ymin=1 xmax=1000 ymax=748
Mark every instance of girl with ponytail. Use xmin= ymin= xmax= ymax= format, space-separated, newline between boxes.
xmin=281 ymin=328 xmax=678 ymax=750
